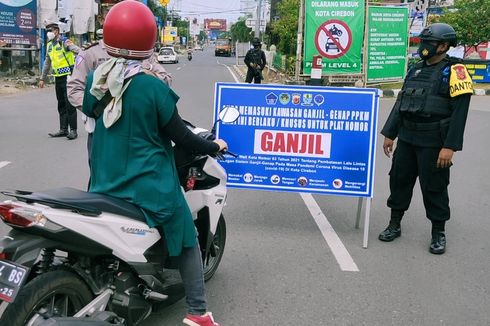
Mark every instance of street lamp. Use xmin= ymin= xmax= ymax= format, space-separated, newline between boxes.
xmin=185 ymin=17 xmax=190 ymax=47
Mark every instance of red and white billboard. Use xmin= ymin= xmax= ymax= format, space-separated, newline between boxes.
xmin=204 ymin=19 xmax=226 ymax=31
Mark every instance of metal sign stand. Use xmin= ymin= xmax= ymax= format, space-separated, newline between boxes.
xmin=355 ymin=197 xmax=372 ymax=248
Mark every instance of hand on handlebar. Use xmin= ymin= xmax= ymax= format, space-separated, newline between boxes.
xmin=214 ymin=139 xmax=228 ymax=152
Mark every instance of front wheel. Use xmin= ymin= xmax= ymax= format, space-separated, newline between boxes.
xmin=203 ymin=214 xmax=226 ymax=281
xmin=0 ymin=270 xmax=93 ymax=325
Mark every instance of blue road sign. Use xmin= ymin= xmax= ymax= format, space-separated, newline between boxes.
xmin=214 ymin=83 xmax=380 ymax=197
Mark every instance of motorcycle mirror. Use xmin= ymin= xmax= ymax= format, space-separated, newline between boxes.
xmin=212 ymin=106 xmax=240 ymax=135
xmin=218 ymin=106 xmax=240 ymax=124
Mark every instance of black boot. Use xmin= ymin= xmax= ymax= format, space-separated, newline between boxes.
xmin=429 ymin=232 xmax=446 ymax=254
xmin=429 ymin=221 xmax=446 ymax=254
xmin=378 ymin=210 xmax=403 ymax=242
xmin=49 ymin=129 xmax=68 ymax=137
xmin=66 ymin=129 xmax=78 ymax=140
xmin=378 ymin=225 xmax=401 ymax=241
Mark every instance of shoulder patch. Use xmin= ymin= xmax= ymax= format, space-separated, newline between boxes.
xmin=75 ymin=55 xmax=85 ymax=67
xmin=82 ymin=41 xmax=99 ymax=50
xmin=449 ymin=64 xmax=473 ymax=97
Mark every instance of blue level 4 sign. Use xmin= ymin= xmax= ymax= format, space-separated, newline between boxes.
xmin=214 ymin=83 xmax=380 ymax=197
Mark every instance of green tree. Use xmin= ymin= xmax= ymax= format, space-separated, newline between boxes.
xmin=198 ymin=31 xmax=207 ymax=43
xmin=172 ymin=19 xmax=189 ymax=44
xmin=230 ymin=19 xmax=253 ymax=42
xmin=270 ymin=0 xmax=299 ymax=55
xmin=437 ymin=0 xmax=490 ymax=53
xmin=147 ymin=0 xmax=166 ymax=23
xmin=219 ymin=31 xmax=232 ymax=39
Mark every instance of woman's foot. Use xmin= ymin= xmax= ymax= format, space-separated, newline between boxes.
xmin=183 ymin=312 xmax=220 ymax=326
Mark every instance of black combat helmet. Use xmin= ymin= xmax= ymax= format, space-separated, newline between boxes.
xmin=252 ymin=37 xmax=261 ymax=46
xmin=419 ymin=23 xmax=457 ymax=47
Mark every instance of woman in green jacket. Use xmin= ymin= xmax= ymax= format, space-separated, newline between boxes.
xmin=82 ymin=2 xmax=225 ymax=326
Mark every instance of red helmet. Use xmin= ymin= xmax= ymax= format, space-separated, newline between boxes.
xmin=103 ymin=1 xmax=156 ymax=60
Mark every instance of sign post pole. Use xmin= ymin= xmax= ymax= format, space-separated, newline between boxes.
xmin=363 ymin=198 xmax=372 ymax=248
xmin=362 ymin=2 xmax=369 ymax=87
xmin=295 ymin=0 xmax=305 ymax=82
xmin=255 ymin=0 xmax=262 ymax=38
xmin=355 ymin=197 xmax=363 ymax=229
xmin=310 ymin=55 xmax=323 ymax=85
xmin=355 ymin=196 xmax=372 ymax=248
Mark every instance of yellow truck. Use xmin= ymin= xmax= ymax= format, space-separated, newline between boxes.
xmin=215 ymin=38 xmax=232 ymax=57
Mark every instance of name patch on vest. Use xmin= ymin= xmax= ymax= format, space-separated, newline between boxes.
xmin=449 ymin=64 xmax=473 ymax=97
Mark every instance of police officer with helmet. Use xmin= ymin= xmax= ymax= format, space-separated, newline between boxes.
xmin=244 ymin=37 xmax=266 ymax=83
xmin=378 ymin=23 xmax=473 ymax=254
xmin=39 ymin=22 xmax=80 ymax=140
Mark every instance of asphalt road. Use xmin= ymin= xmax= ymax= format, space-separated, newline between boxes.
xmin=0 ymin=47 xmax=489 ymax=326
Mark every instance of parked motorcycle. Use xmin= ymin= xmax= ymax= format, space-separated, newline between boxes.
xmin=0 ymin=108 xmax=239 ymax=325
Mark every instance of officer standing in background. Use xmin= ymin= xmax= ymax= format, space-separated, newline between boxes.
xmin=39 ymin=22 xmax=80 ymax=140
xmin=67 ymin=28 xmax=172 ymax=165
xmin=378 ymin=23 xmax=473 ymax=254
xmin=244 ymin=37 xmax=266 ymax=84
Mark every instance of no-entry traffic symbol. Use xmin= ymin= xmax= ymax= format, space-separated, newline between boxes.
xmin=314 ymin=20 xmax=352 ymax=59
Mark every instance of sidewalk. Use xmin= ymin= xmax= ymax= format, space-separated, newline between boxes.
xmin=0 ymin=73 xmax=39 ymax=96
xmin=232 ymin=65 xmax=489 ymax=97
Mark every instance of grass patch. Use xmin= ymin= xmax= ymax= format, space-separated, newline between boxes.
xmin=374 ymin=82 xmax=403 ymax=90
xmin=473 ymin=83 xmax=490 ymax=89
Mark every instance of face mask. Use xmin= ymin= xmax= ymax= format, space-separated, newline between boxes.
xmin=47 ymin=32 xmax=56 ymax=41
xmin=418 ymin=41 xmax=438 ymax=60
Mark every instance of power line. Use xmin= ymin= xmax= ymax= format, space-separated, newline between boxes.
xmin=175 ymin=6 xmax=256 ymax=14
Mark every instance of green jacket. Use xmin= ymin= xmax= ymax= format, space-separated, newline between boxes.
xmin=82 ymin=72 xmax=196 ymax=256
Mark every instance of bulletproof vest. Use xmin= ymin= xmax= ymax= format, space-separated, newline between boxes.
xmin=397 ymin=59 xmax=451 ymax=118
xmin=251 ymin=49 xmax=262 ymax=65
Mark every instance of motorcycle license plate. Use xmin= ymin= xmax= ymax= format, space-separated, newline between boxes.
xmin=0 ymin=260 xmax=29 ymax=303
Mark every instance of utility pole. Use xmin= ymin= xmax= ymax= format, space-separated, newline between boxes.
xmin=188 ymin=18 xmax=191 ymax=47
xmin=254 ymin=0 xmax=262 ymax=38
xmin=295 ymin=0 xmax=305 ymax=82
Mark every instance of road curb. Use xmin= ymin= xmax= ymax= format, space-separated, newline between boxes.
xmin=380 ymin=88 xmax=488 ymax=97
xmin=231 ymin=66 xmax=488 ymax=96
xmin=232 ymin=65 xmax=246 ymax=82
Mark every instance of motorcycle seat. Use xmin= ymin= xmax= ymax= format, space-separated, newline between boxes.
xmin=2 ymin=187 xmax=146 ymax=222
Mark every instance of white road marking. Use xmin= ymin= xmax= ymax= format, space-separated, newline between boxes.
xmin=225 ymin=64 xmax=240 ymax=83
xmin=0 ymin=161 xmax=11 ymax=169
xmin=301 ymin=193 xmax=360 ymax=272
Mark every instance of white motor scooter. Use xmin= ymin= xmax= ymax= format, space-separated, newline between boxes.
xmin=0 ymin=108 xmax=239 ymax=325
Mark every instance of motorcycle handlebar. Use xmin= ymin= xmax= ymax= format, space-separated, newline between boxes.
xmin=224 ymin=150 xmax=237 ymax=158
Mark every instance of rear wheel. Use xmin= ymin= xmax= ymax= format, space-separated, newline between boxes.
xmin=0 ymin=270 xmax=93 ymax=326
xmin=203 ymin=215 xmax=226 ymax=281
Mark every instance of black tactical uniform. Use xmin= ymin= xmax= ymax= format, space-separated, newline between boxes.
xmin=244 ymin=38 xmax=266 ymax=84
xmin=378 ymin=23 xmax=473 ymax=254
